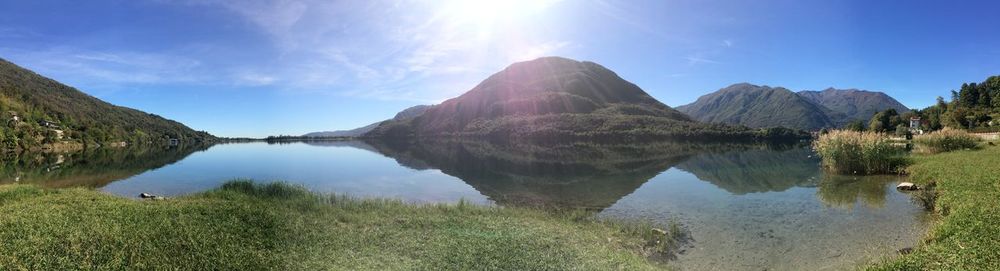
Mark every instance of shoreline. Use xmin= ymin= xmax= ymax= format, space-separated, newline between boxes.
xmin=0 ymin=180 xmax=679 ymax=270
xmin=866 ymin=143 xmax=1000 ymax=270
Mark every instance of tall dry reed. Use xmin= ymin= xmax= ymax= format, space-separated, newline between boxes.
xmin=913 ymin=128 xmax=980 ymax=154
xmin=813 ymin=130 xmax=907 ymax=174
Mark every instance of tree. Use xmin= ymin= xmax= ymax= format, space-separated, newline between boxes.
xmin=868 ymin=109 xmax=900 ymax=133
xmin=845 ymin=120 xmax=866 ymax=131
xmin=959 ymin=83 xmax=978 ymax=107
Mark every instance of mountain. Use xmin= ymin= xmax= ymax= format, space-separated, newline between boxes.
xmin=367 ymin=57 xmax=788 ymax=142
xmin=303 ymin=122 xmax=381 ymax=138
xmin=677 ymin=83 xmax=910 ymax=131
xmin=0 ymin=58 xmax=213 ymax=149
xmin=303 ymin=105 xmax=430 ymax=137
xmin=392 ymin=104 xmax=431 ymax=119
xmin=676 ymin=83 xmax=837 ymax=131
xmin=797 ymin=88 xmax=910 ymax=124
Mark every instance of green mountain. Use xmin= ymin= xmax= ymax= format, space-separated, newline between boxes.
xmin=797 ymin=88 xmax=910 ymax=124
xmin=676 ymin=83 xmax=837 ymax=130
xmin=367 ymin=57 xmax=789 ymax=142
xmin=677 ymin=83 xmax=909 ymax=130
xmin=0 ymin=58 xmax=213 ymax=149
xmin=303 ymin=105 xmax=430 ymax=137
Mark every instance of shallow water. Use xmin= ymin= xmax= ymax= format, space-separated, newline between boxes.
xmin=0 ymin=140 xmax=928 ymax=270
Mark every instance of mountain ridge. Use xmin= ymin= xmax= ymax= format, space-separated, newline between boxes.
xmin=797 ymin=88 xmax=910 ymax=124
xmin=365 ymin=57 xmax=794 ymax=142
xmin=303 ymin=105 xmax=430 ymax=137
xmin=677 ymin=83 xmax=909 ymax=130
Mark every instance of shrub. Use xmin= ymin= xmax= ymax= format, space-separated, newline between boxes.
xmin=813 ymin=130 xmax=908 ymax=174
xmin=913 ymin=128 xmax=980 ymax=154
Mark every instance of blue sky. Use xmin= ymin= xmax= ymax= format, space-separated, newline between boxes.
xmin=1 ymin=0 xmax=998 ymax=137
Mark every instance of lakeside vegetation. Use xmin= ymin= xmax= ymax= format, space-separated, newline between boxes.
xmin=369 ymin=111 xmax=810 ymax=143
xmin=869 ymin=144 xmax=1000 ymax=270
xmin=0 ymin=180 xmax=684 ymax=270
xmin=813 ymin=130 xmax=908 ymax=174
xmin=913 ymin=128 xmax=980 ymax=154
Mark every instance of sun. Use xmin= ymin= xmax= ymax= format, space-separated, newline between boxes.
xmin=440 ymin=0 xmax=559 ymax=35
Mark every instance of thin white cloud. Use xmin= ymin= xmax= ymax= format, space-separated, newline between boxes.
xmin=685 ymin=56 xmax=721 ymax=65
xmin=0 ymin=26 xmax=40 ymax=39
xmin=234 ymin=72 xmax=278 ymax=86
xmin=4 ymin=48 xmax=207 ymax=85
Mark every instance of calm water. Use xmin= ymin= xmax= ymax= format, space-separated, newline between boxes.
xmin=0 ymin=140 xmax=929 ymax=270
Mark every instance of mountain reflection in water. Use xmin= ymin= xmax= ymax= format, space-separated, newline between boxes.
xmin=0 ymin=140 xmax=905 ymax=214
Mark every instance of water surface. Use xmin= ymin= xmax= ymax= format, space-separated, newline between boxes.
xmin=0 ymin=140 xmax=928 ymax=270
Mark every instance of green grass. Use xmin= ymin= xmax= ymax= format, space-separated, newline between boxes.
xmin=0 ymin=180 xmax=678 ymax=270
xmin=867 ymin=143 xmax=1000 ymax=270
xmin=813 ymin=130 xmax=909 ymax=174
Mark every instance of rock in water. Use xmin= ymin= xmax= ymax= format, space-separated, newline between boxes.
xmin=652 ymin=228 xmax=667 ymax=236
xmin=139 ymin=193 xmax=167 ymax=200
xmin=896 ymin=182 xmax=918 ymax=191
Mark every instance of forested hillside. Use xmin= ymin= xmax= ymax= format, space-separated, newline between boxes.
xmin=915 ymin=76 xmax=1000 ymax=131
xmin=0 ymin=58 xmax=213 ymax=150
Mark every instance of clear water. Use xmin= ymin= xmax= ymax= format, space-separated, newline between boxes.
xmin=0 ymin=140 xmax=928 ymax=270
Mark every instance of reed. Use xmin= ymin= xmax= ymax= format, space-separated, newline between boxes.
xmin=813 ymin=130 xmax=908 ymax=174
xmin=913 ymin=128 xmax=980 ymax=154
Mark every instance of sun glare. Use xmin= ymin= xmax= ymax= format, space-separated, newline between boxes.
xmin=440 ymin=0 xmax=558 ymax=35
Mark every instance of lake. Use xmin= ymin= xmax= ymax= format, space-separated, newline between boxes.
xmin=0 ymin=140 xmax=929 ymax=270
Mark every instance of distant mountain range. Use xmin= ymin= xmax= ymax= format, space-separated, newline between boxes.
xmin=303 ymin=105 xmax=430 ymax=137
xmin=0 ymin=58 xmax=213 ymax=148
xmin=797 ymin=88 xmax=910 ymax=123
xmin=365 ymin=57 xmax=788 ymax=142
xmin=677 ymin=83 xmax=909 ymax=131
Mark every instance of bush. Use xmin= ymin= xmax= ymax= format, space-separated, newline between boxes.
xmin=913 ymin=128 xmax=980 ymax=154
xmin=813 ymin=130 xmax=908 ymax=174
xmin=894 ymin=125 xmax=913 ymax=139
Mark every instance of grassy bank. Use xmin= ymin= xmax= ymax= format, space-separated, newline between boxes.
xmin=868 ymin=144 xmax=1000 ymax=270
xmin=0 ymin=181 xmax=676 ymax=270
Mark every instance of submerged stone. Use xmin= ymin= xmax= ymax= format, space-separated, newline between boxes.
xmin=896 ymin=182 xmax=919 ymax=191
